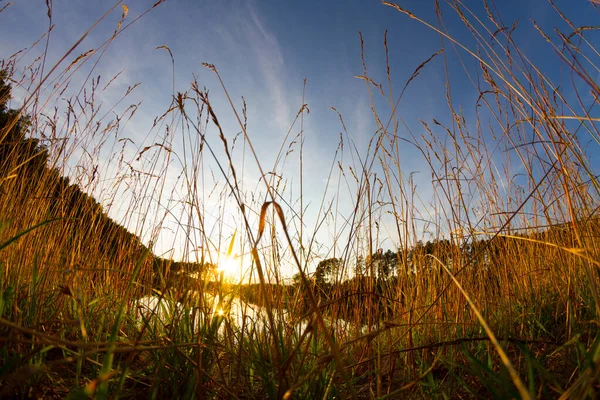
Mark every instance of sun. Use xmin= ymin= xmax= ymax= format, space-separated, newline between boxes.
xmin=213 ymin=230 xmax=253 ymax=283
xmin=218 ymin=253 xmax=241 ymax=278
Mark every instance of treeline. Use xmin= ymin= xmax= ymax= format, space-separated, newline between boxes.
xmin=283 ymin=220 xmax=598 ymax=322
xmin=0 ymin=70 xmax=200 ymax=293
xmin=311 ymin=223 xmax=593 ymax=283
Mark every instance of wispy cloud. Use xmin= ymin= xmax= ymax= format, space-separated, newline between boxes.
xmin=242 ymin=4 xmax=295 ymax=135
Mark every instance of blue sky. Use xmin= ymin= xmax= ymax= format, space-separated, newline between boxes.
xmin=1 ymin=0 xmax=599 ymax=280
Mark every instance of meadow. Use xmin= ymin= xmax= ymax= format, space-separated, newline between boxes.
xmin=1 ymin=1 xmax=600 ymax=399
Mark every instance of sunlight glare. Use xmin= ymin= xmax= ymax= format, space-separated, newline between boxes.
xmin=218 ymin=253 xmax=242 ymax=281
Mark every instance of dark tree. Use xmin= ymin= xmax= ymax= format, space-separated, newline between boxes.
xmin=0 ymin=70 xmax=47 ymax=175
xmin=315 ymin=257 xmax=342 ymax=286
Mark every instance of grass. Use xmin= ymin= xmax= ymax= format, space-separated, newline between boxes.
xmin=2 ymin=0 xmax=600 ymax=398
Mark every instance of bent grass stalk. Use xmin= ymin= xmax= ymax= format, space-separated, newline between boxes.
xmin=433 ymin=254 xmax=532 ymax=400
